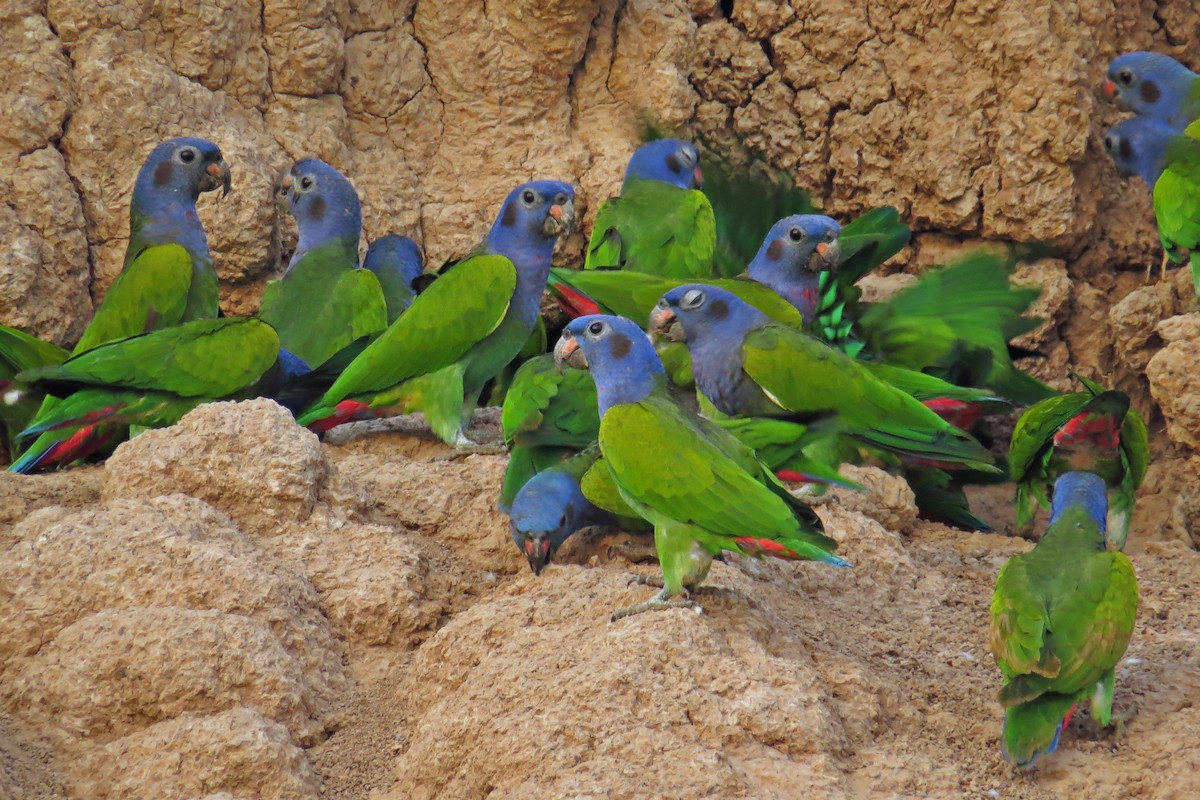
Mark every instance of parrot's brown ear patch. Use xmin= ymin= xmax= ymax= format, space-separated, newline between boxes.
xmin=609 ymin=333 xmax=632 ymax=359
xmin=666 ymin=153 xmax=682 ymax=174
xmin=708 ymin=299 xmax=729 ymax=320
xmin=308 ymin=195 xmax=326 ymax=223
xmin=1140 ymin=79 xmax=1161 ymax=104
xmin=501 ymin=202 xmax=517 ymax=227
xmin=766 ymin=239 xmax=783 ymax=261
xmin=153 ymin=160 xmax=175 ymax=187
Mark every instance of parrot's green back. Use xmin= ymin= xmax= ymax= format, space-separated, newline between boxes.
xmin=989 ymin=502 xmax=1138 ymax=766
xmin=0 ymin=325 xmax=70 ymax=459
xmin=585 ymin=179 xmax=716 ymax=279
xmin=1153 ymin=122 xmax=1200 ymax=293
xmin=74 ymin=243 xmax=213 ymax=355
xmin=258 ymin=238 xmax=387 ymax=368
xmin=501 ymin=353 xmax=599 ymax=450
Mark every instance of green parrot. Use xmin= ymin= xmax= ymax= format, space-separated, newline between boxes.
xmin=656 ymin=285 xmax=1000 ymax=473
xmin=585 ymin=139 xmax=715 ymax=279
xmin=1010 ymin=375 xmax=1148 ymax=550
xmin=990 ymin=471 xmax=1138 ymax=768
xmin=555 ymin=315 xmax=848 ymax=621
xmin=10 ymin=318 xmax=280 ymax=472
xmin=296 ymin=181 xmax=575 ymax=447
xmin=258 ymin=159 xmax=387 ymax=369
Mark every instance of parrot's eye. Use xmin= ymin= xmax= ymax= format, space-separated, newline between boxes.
xmin=522 ymin=189 xmax=537 ymax=205
xmin=554 ymin=193 xmax=568 ymax=206
xmin=677 ymin=146 xmax=697 ymax=168
xmin=823 ymin=229 xmax=836 ymax=242
xmin=300 ymin=176 xmax=314 ymax=190
xmin=656 ymin=298 xmax=669 ymax=309
xmin=1103 ymin=135 xmax=1114 ymax=152
xmin=680 ymin=289 xmax=704 ymax=309
xmin=587 ymin=321 xmax=605 ymax=337
xmin=1118 ymin=69 xmax=1133 ymax=85
xmin=789 ymin=227 xmax=805 ymax=242
xmin=178 ymin=148 xmax=196 ymax=164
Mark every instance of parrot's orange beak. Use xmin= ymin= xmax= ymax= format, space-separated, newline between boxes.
xmin=816 ymin=242 xmax=829 ymax=255
xmin=693 ymin=166 xmax=704 ymax=188
xmin=648 ymin=304 xmax=684 ymax=343
xmin=549 ymin=205 xmax=564 ymax=221
xmin=280 ymin=173 xmax=294 ymax=191
xmin=543 ymin=200 xmax=576 ymax=237
xmin=1102 ymin=80 xmax=1117 ymax=98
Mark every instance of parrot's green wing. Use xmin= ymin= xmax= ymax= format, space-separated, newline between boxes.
xmin=259 ymin=240 xmax=387 ymax=368
xmin=319 ymin=255 xmax=516 ymax=405
xmin=1008 ymin=393 xmax=1092 ymax=482
xmin=0 ymin=325 xmax=69 ymax=372
xmin=580 ymin=454 xmax=645 ymax=522
xmin=547 ymin=269 xmax=806 ymax=329
xmin=741 ymin=325 xmax=997 ymax=471
xmin=19 ymin=389 xmax=204 ymax=438
xmin=501 ymin=353 xmax=598 ymax=449
xmin=20 ymin=318 xmax=280 ymax=398
xmin=990 ymin=555 xmax=1058 ymax=680
xmin=585 ymin=181 xmax=716 ymax=279
xmin=74 ymin=243 xmax=199 ymax=354
xmin=600 ymin=391 xmax=838 ymax=556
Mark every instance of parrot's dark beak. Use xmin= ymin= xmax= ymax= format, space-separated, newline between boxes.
xmin=523 ymin=535 xmax=553 ymax=575
xmin=808 ymin=239 xmax=842 ymax=273
xmin=544 ymin=200 xmax=576 ymax=238
xmin=648 ymin=304 xmax=684 ymax=343
xmin=553 ymin=334 xmax=588 ymax=370
xmin=203 ymin=160 xmax=232 ymax=198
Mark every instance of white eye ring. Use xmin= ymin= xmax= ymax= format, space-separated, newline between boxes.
xmin=681 ymin=289 xmax=704 ymax=309
xmin=586 ymin=320 xmax=606 ymax=337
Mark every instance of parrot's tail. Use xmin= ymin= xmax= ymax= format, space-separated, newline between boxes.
xmin=546 ymin=273 xmax=603 ymax=319
xmin=8 ymin=425 xmax=114 ymax=474
xmin=1000 ymin=693 xmax=1079 ymax=769
xmin=734 ymin=535 xmax=850 ymax=567
xmin=296 ymin=399 xmax=375 ymax=434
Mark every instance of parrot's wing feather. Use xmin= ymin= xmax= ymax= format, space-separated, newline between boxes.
xmin=990 ymin=555 xmax=1058 ymax=681
xmin=1009 ymin=393 xmax=1092 ymax=481
xmin=321 ymin=255 xmax=516 ymax=403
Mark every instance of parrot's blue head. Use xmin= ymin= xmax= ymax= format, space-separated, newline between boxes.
xmin=1104 ymin=52 xmax=1198 ymax=127
xmin=654 ymin=284 xmax=771 ymax=347
xmin=132 ymin=137 xmax=231 ymax=213
xmin=486 ymin=180 xmax=575 ymax=273
xmin=283 ymin=159 xmax=362 ymax=267
xmin=364 ymin=234 xmax=424 ymax=285
xmin=1050 ymin=471 xmax=1108 ymax=536
xmin=746 ymin=215 xmax=842 ymax=320
xmin=1102 ymin=117 xmax=1174 ymax=188
xmin=623 ymin=138 xmax=702 ymax=190
xmin=555 ymin=315 xmax=664 ymax=415
xmin=509 ymin=468 xmax=592 ymax=575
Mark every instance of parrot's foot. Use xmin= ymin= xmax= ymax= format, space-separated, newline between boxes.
xmin=610 ymin=588 xmax=700 ymax=622
xmin=1080 ymin=701 xmax=1139 ymax=742
xmin=626 ymin=574 xmax=721 ymax=595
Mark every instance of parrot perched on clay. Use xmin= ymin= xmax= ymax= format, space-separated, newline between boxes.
xmin=655 ymin=285 xmax=998 ymax=472
xmin=990 ymin=471 xmax=1138 ymax=768
xmin=1103 ymin=51 xmax=1200 ymax=132
xmin=74 ymin=137 xmax=231 ymax=354
xmin=9 ymin=318 xmax=281 ymax=473
xmin=296 ymin=181 xmax=575 ymax=447
xmin=0 ymin=326 xmax=69 ymax=460
xmin=364 ymin=234 xmax=425 ymax=324
xmin=14 ymin=137 xmax=231 ymax=472
xmin=258 ymin=159 xmax=387 ymax=369
xmin=585 ymin=139 xmax=715 ymax=279
xmin=554 ymin=314 xmax=848 ymax=621
xmin=1010 ymin=375 xmax=1147 ymax=551
xmin=508 ymin=444 xmax=626 ymax=575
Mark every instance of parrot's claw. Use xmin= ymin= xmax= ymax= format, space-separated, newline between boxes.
xmin=610 ymin=588 xmax=700 ymax=622
xmin=1110 ymin=702 xmax=1139 ymax=743
xmin=627 ymin=573 xmax=664 ymax=588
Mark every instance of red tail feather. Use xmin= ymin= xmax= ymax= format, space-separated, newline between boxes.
xmin=923 ymin=398 xmax=985 ymax=431
xmin=551 ymin=283 xmax=602 ymax=318
xmin=775 ymin=469 xmax=817 ymax=484
xmin=307 ymin=400 xmax=375 ymax=434
xmin=38 ymin=425 xmax=112 ymax=469
xmin=735 ymin=536 xmax=800 ymax=560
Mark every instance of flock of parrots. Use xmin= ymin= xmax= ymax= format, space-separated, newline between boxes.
xmin=0 ymin=49 xmax=1194 ymax=770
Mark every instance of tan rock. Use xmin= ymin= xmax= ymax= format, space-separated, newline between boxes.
xmin=1110 ymin=282 xmax=1177 ymax=372
xmin=75 ymin=709 xmax=319 ymax=800
xmin=102 ymin=399 xmax=364 ymax=536
xmin=816 ymin=465 xmax=920 ymax=535
xmin=1147 ymin=333 xmax=1200 ymax=450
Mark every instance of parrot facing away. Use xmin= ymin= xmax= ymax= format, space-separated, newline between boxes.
xmin=1103 ymin=52 xmax=1200 ymax=132
xmin=553 ymin=314 xmax=847 ymax=621
xmin=508 ymin=445 xmax=622 ymax=575
xmin=654 ymin=285 xmax=999 ymax=472
xmin=990 ymin=471 xmax=1138 ymax=768
xmin=585 ymin=138 xmax=716 ymax=279
xmin=296 ymin=180 xmax=575 ymax=447
xmin=258 ymin=159 xmax=387 ymax=368
xmin=1010 ymin=375 xmax=1147 ymax=550
xmin=9 ymin=318 xmax=281 ymax=473
xmin=364 ymin=234 xmax=425 ymax=324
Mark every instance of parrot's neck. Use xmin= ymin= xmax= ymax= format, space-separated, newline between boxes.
xmin=594 ymin=362 xmax=665 ymax=418
xmin=747 ymin=265 xmax=822 ymax=324
xmin=127 ymin=201 xmax=212 ymax=270
xmin=287 ymin=233 xmax=360 ymax=275
xmin=487 ymin=233 xmax=558 ymax=326
xmin=1048 ymin=472 xmax=1109 ymax=546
